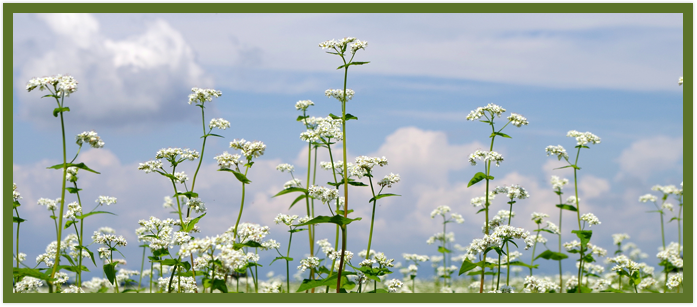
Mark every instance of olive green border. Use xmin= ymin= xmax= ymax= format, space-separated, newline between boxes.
xmin=4 ymin=2 xmax=691 ymax=304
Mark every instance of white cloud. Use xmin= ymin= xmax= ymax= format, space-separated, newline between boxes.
xmin=615 ymin=136 xmax=683 ymax=181
xmin=16 ymin=14 xmax=213 ymax=129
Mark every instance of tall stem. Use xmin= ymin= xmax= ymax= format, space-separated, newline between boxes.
xmin=139 ymin=245 xmax=146 ymax=291
xmin=530 ymin=224 xmax=541 ymax=276
xmin=558 ymin=193 xmax=564 ymax=290
xmin=480 ymin=127 xmax=497 ymax=293
xmin=233 ymin=166 xmax=251 ymax=238
xmin=305 ymin=142 xmax=315 ymax=285
xmin=506 ymin=201 xmax=513 ymax=285
xmin=191 ymin=107 xmax=207 ymax=193
xmin=49 ymin=101 xmax=69 ymax=293
xmin=442 ymin=216 xmax=447 ymax=287
xmin=286 ymin=231 xmax=294 ymax=293
xmin=365 ymin=176 xmax=378 ymax=261
xmin=336 ymin=60 xmax=350 ymax=293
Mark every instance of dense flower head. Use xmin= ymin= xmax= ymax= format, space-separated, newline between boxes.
xmin=319 ymin=37 xmax=367 ymax=55
xmin=530 ymin=212 xmax=549 ymax=224
xmin=14 ymin=277 xmax=44 ymax=293
xmin=657 ymin=242 xmax=683 ymax=268
xmin=26 ymin=74 xmax=78 ymax=96
xmin=637 ymin=277 xmax=657 ymax=291
xmin=545 ymin=145 xmax=569 ymax=160
xmin=451 ymin=213 xmax=465 ymax=224
xmin=186 ymin=198 xmax=206 ymax=213
xmin=471 ymin=192 xmax=496 ymax=208
xmin=466 ymin=103 xmax=507 ymax=121
xmin=214 ymin=151 xmax=241 ymax=169
xmin=586 ymin=243 xmax=607 ymax=257
xmin=276 ymin=163 xmax=294 ymax=173
xmin=66 ymin=166 xmax=79 ymax=182
xmin=493 ymin=184 xmax=530 ymax=200
xmin=651 ymin=184 xmax=681 ymax=196
xmin=38 ymin=197 xmax=59 ymax=211
xmin=468 ymin=150 xmax=504 ymax=167
xmin=325 ymin=89 xmax=355 ymax=102
xmin=274 ymin=213 xmax=299 ymax=226
xmin=178 ymin=236 xmax=214 ymax=257
xmin=261 ymin=239 xmax=281 ymax=251
xmin=308 ymin=185 xmax=339 ymax=204
xmin=507 ymin=113 xmax=529 ymax=127
xmin=563 ymin=240 xmax=581 ymax=252
xmin=679 ymin=76 xmax=683 ymax=86
xmin=550 ymin=175 xmax=569 ymax=191
xmin=173 ymin=171 xmax=189 ymax=184
xmin=592 ymin=278 xmax=612 ymax=292
xmin=523 ymin=276 xmax=560 ymax=293
xmin=157 ymin=148 xmax=200 ymax=162
xmin=545 ymin=221 xmax=560 ymax=235
xmin=612 ymin=233 xmax=630 ymax=245
xmin=76 ymin=131 xmax=105 ymax=148
xmin=295 ymin=100 xmax=315 ymax=111
xmin=92 ymin=231 xmax=127 ymax=247
xmin=209 ymin=118 xmax=230 ymax=130
xmin=403 ymin=253 xmax=430 ymax=263
xmin=96 ymin=195 xmax=117 ymax=206
xmin=283 ymin=178 xmax=302 ymax=189
xmin=188 ymin=87 xmax=222 ymax=105
xmin=662 ymin=202 xmax=674 ymax=211
xmin=565 ymin=276 xmax=579 ymax=292
xmin=374 ymin=252 xmax=395 ymax=267
xmin=298 ymin=256 xmax=320 ymax=272
xmin=13 ymin=183 xmax=21 ymax=202
xmin=609 ymin=255 xmax=642 ymax=274
xmin=300 ymin=116 xmax=343 ymax=142
xmin=320 ymin=160 xmax=355 ymax=176
xmin=229 ymin=139 xmax=266 ymax=160
xmin=426 ymin=232 xmax=455 ymax=245
xmin=353 ymin=156 xmax=388 ymax=177
xmin=63 ymin=201 xmax=82 ymax=219
xmin=385 ymin=279 xmax=403 ymax=293
xmin=567 ymin=130 xmax=601 ymax=146
xmin=430 ymin=205 xmax=451 ymax=218
xmin=136 ymin=216 xmax=175 ymax=249
xmin=159 ymin=276 xmax=197 ymax=293
xmin=378 ymin=173 xmax=401 ymax=188
xmin=667 ymin=273 xmax=683 ymax=289
xmin=581 ymin=213 xmax=601 ymax=226
xmin=566 ymin=196 xmax=579 ymax=205
xmin=317 ymin=239 xmax=334 ymax=255
xmin=137 ymin=160 xmax=163 ymax=173
xmin=233 ymin=223 xmax=270 ymax=243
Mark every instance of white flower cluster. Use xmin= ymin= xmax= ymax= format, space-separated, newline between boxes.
xmin=276 ymin=163 xmax=294 ymax=173
xmin=156 ymin=148 xmax=200 ymax=161
xmin=136 ymin=216 xmax=175 ymax=250
xmin=470 ymin=192 xmax=496 ymax=208
xmin=493 ymin=184 xmax=530 ymax=200
xmin=188 ymin=87 xmax=222 ymax=105
xmin=566 ymin=130 xmax=601 ymax=146
xmin=656 ymin=242 xmax=683 ymax=268
xmin=451 ymin=213 xmax=465 ymax=224
xmin=178 ymin=236 xmax=214 ymax=257
xmin=507 ymin=113 xmax=529 ymax=127
xmin=592 ymin=278 xmax=612 ymax=292
xmin=403 ymin=253 xmax=430 ymax=263
xmin=679 ymin=76 xmax=683 ymax=86
xmin=551 ymin=175 xmax=569 ymax=191
xmin=261 ymin=239 xmax=281 ymax=251
xmin=297 ymin=256 xmax=320 ymax=272
xmin=638 ymin=194 xmax=657 ymax=203
xmin=230 ymin=139 xmax=266 ymax=160
xmin=651 ymin=184 xmax=681 ymax=196
xmin=185 ymin=198 xmax=206 ymax=213
xmin=38 ymin=197 xmax=59 ymax=211
xmin=260 ymin=280 xmax=283 ymax=293
xmin=158 ymin=276 xmax=198 ymax=293
xmin=65 ymin=166 xmax=79 ymax=182
xmin=76 ymin=131 xmax=105 ymax=148
xmin=466 ymin=103 xmax=507 ymax=121
xmin=274 ymin=213 xmax=299 ymax=226
xmin=545 ymin=145 xmax=569 ymax=160
xmin=482 ymin=210 xmax=516 ymax=232
xmin=577 ymin=262 xmax=605 ymax=275
xmin=309 ymin=185 xmax=339 ymax=204
xmin=14 ymin=277 xmax=44 ymax=293
xmin=565 ymin=276 xmax=578 ymax=292
xmin=468 ymin=150 xmax=504 ymax=167
xmin=430 ymin=205 xmax=451 ymax=218
xmin=359 ymin=249 xmax=376 ymax=259
xmin=667 ymin=273 xmax=683 ymax=289
xmin=436 ymin=265 xmax=458 ymax=278
xmin=284 ymin=178 xmax=302 ymax=189
xmin=373 ymin=252 xmax=395 ymax=268
xmin=566 ymin=196 xmax=579 ymax=205
xmin=234 ymin=223 xmax=270 ymax=243
xmin=36 ymin=234 xmax=88 ymax=266
xmin=581 ymin=213 xmax=601 ymax=226
xmin=523 ymin=276 xmax=560 ymax=293
xmin=173 ymin=171 xmax=189 ymax=184
xmin=26 ymin=74 xmax=78 ymax=96
xmin=662 ymin=202 xmax=674 ymax=211
xmin=545 ymin=221 xmax=560 ymax=234
xmin=137 ymin=160 xmax=163 ymax=173
xmin=637 ymin=277 xmax=657 ymax=291
xmin=524 ymin=234 xmax=547 ymax=247
xmin=214 ymin=151 xmax=241 ymax=170
xmin=319 ymin=37 xmax=368 ymax=55
xmin=317 ymin=239 xmax=334 ymax=255
xmin=96 ymin=195 xmax=117 ymax=206
xmin=295 ymin=100 xmax=315 ymax=111
xmin=378 ymin=173 xmax=401 ymax=188
xmin=385 ymin=279 xmax=403 ymax=293
xmin=325 ymin=89 xmax=355 ymax=102
xmin=209 ymin=118 xmax=230 ymax=130
xmin=466 ymin=225 xmax=532 ymax=255
xmin=530 ymin=212 xmax=549 ymax=224
xmin=612 ymin=233 xmax=630 ymax=245
xmin=609 ymin=254 xmax=642 ymax=274
xmin=92 ymin=231 xmax=128 ymax=247
xmin=353 ymin=156 xmax=388 ymax=177
xmin=327 ymin=250 xmax=354 ymax=264
xmin=63 ymin=201 xmax=82 ymax=219
xmin=13 ymin=183 xmax=21 ymax=202
xmin=62 ymin=285 xmax=85 ymax=293
xmin=82 ymin=277 xmax=113 ymax=291
xmin=116 ymin=269 xmax=140 ymax=284
xmin=300 ymin=116 xmax=343 ymax=142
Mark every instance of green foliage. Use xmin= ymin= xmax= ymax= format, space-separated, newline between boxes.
xmin=47 ymin=162 xmax=100 ymax=174
xmin=468 ymin=172 xmax=493 ymax=187
xmin=52 ymin=107 xmax=70 ymax=117
xmin=219 ymin=169 xmax=252 ymax=184
xmin=368 ymin=193 xmax=400 ymax=203
xmin=293 ymin=215 xmax=362 ymax=227
xmin=535 ymin=250 xmax=569 ymax=261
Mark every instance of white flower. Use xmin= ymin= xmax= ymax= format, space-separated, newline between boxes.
xmin=566 ymin=130 xmax=601 ymax=146
xmin=276 ymin=163 xmax=294 ymax=173
xmin=325 ymin=89 xmax=355 ymax=102
xmin=37 ymin=197 xmax=59 ymax=211
xmin=524 ymin=275 xmax=560 ymax=293
xmin=295 ymin=100 xmax=314 ymax=111
xmin=468 ymin=150 xmax=504 ymax=167
xmin=26 ymin=74 xmax=78 ymax=96
xmin=566 ymin=196 xmax=579 ymax=205
xmin=545 ymin=221 xmax=560 ymax=235
xmin=662 ymin=202 xmax=674 ymax=211
xmin=185 ymin=198 xmax=206 ymax=213
xmin=76 ymin=131 xmax=105 ymax=148
xmin=188 ymin=87 xmax=222 ymax=105
xmin=230 ymin=139 xmax=266 ymax=160
xmin=637 ymin=277 xmax=657 ymax=291
xmin=507 ymin=113 xmax=529 ymax=127
xmin=209 ymin=118 xmax=230 ymax=130
xmin=612 ymin=233 xmax=630 ymax=245
xmin=138 ymin=160 xmax=163 ymax=173
xmin=95 ymin=195 xmax=117 ymax=206
xmin=592 ymin=279 xmax=612 ymax=292
xmin=385 ymin=279 xmax=403 ymax=293
xmin=679 ymin=76 xmax=683 ymax=86
xmin=155 ymin=148 xmax=200 ymax=161
xmin=14 ymin=277 xmax=44 ymax=293
xmin=451 ymin=213 xmax=465 ymax=224
xmin=283 ymin=179 xmax=302 ymax=189
xmin=530 ymin=212 xmax=549 ymax=224
xmin=214 ymin=151 xmax=241 ymax=169
xmin=466 ymin=103 xmax=507 ymax=121
xmin=173 ymin=171 xmax=189 ymax=184
xmin=545 ymin=145 xmax=569 ymax=160
xmin=638 ymin=194 xmax=657 ymax=203
xmin=274 ymin=213 xmax=299 ymax=226
xmin=158 ymin=276 xmax=197 ymax=293
xmin=309 ymin=185 xmax=339 ymax=204
xmin=550 ymin=175 xmax=569 ymax=191
xmin=297 ymin=256 xmax=320 ymax=272
xmin=667 ymin=273 xmax=683 ymax=289
xmin=378 ymin=173 xmax=400 ymax=188
xmin=652 ymin=185 xmax=681 ymax=195
xmin=61 ymin=285 xmax=85 ymax=293
xmin=493 ymin=184 xmax=530 ymax=200
xmin=353 ymin=156 xmax=388 ymax=177
xmin=471 ymin=192 xmax=496 ymax=207
xmin=261 ymin=239 xmax=281 ymax=251
xmin=430 ymin=205 xmax=451 ymax=218
xmin=350 ymin=40 xmax=368 ymax=54
xmin=581 ymin=213 xmax=601 ymax=226
xmin=63 ymin=201 xmax=82 ymax=219
xmin=13 ymin=183 xmax=21 ymax=202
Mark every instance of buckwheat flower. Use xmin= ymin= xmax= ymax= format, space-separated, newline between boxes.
xmin=524 ymin=275 xmax=560 ymax=293
xmin=507 ymin=113 xmax=529 ymax=127
xmin=171 ymin=171 xmax=188 ymax=184
xmin=564 ymin=276 xmax=578 ymax=292
xmin=360 ymin=259 xmax=376 ymax=267
xmin=353 ymin=156 xmax=388 ymax=177
xmin=667 ymin=273 xmax=683 ymax=289
xmin=636 ymin=277 xmax=657 ymax=291
xmin=494 ymin=184 xmax=530 ymax=200
xmin=350 ymin=40 xmax=368 ymax=54
xmin=92 ymin=231 xmax=127 ymax=247
xmin=188 ymin=87 xmax=222 ymax=105
xmin=61 ymin=285 xmax=85 ymax=293
xmin=546 ymin=221 xmax=560 ymax=235
xmin=567 ymin=130 xmax=601 ymax=146
xmin=662 ymin=202 xmax=674 ymax=211
xmin=38 ymin=197 xmax=59 ymax=211
xmin=234 ymin=223 xmax=270 ymax=243
xmin=581 ymin=213 xmax=601 ymax=226
xmin=466 ymin=103 xmax=507 ymax=121
xmin=612 ymin=233 xmax=630 ymax=245
xmin=591 ymin=278 xmax=612 ymax=291
xmin=96 ymin=195 xmax=117 ymax=206
xmin=374 ymin=252 xmax=395 ymax=267
xmin=15 ymin=252 xmax=26 ymax=263
xmin=545 ymin=145 xmax=569 ymax=161
xmin=566 ymin=196 xmax=579 ymax=205
xmin=63 ymin=201 xmax=82 ymax=219
xmin=385 ymin=279 xmax=403 ymax=293
xmin=230 ymin=139 xmax=266 ymax=159
xmin=468 ymin=150 xmax=504 ymax=167
xmin=261 ymin=239 xmax=281 ymax=251
xmin=209 ymin=118 xmax=231 ymax=130
xmin=637 ymin=193 xmax=656 ymax=203
xmin=656 ymin=242 xmax=682 ymax=267
xmin=276 ymin=163 xmax=294 ymax=173
xmin=525 ymin=235 xmax=547 ymax=247
xmin=471 ymin=192 xmax=496 ymax=208
xmin=430 ymin=205 xmax=451 ymax=218
xmin=317 ymin=239 xmax=334 ymax=255
xmin=158 ymin=276 xmax=197 ymax=293
xmin=563 ymin=240 xmax=581 ymax=252
xmin=283 ymin=178 xmax=302 ymax=189
xmin=328 ymin=250 xmax=354 ymax=263
xmin=14 ymin=277 xmax=44 ymax=293
xmin=26 ymin=74 xmax=78 ymax=96
xmin=375 ymin=173 xmax=401 ymax=188
xmin=319 ymin=39 xmax=338 ymax=49
xmin=295 ymin=100 xmax=315 ymax=111
xmin=75 ymin=131 xmax=105 ymax=148
xmin=308 ymin=185 xmax=339 ymax=204
xmin=325 ymin=88 xmax=355 ymax=102
xmin=297 ymin=256 xmax=320 ymax=272
xmin=13 ymin=183 xmax=21 ymax=202
xmin=531 ymin=212 xmax=549 ymax=224
xmin=652 ymin=185 xmax=680 ymax=195
xmin=550 ymin=175 xmax=569 ymax=191
xmin=185 ymin=198 xmax=205 ymax=213
xmin=65 ymin=166 xmax=79 ymax=182
xmin=214 ymin=151 xmax=241 ymax=169
xmin=274 ymin=213 xmax=299 ymax=226
xmin=451 ymin=213 xmax=465 ymax=224
xmin=679 ymin=76 xmax=683 ymax=86
xmin=138 ymin=160 xmax=163 ymax=173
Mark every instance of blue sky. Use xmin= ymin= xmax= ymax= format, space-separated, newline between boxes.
xmin=12 ymin=13 xmax=683 ymax=283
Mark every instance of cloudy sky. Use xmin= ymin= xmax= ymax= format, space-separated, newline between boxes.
xmin=12 ymin=13 xmax=683 ymax=283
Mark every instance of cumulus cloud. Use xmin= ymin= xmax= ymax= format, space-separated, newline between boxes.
xmin=615 ymin=136 xmax=682 ymax=181
xmin=16 ymin=14 xmax=213 ymax=130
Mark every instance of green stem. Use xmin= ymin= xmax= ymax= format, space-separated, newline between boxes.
xmin=14 ymin=207 xmax=21 ymax=285
xmin=255 ymin=247 xmax=259 ymax=293
xmin=480 ymin=125 xmax=497 ymax=293
xmin=572 ymin=147 xmax=584 ymax=293
xmin=558 ymin=193 xmax=564 ymax=291
xmin=530 ymin=224 xmax=540 ymax=276
xmin=139 ymin=245 xmax=146 ymax=291
xmin=190 ymin=106 xmax=207 ymax=193
xmin=305 ymin=142 xmax=315 ymax=286
xmin=442 ymin=215 xmax=447 ymax=287
xmin=233 ymin=165 xmax=251 ymax=239
xmin=336 ymin=56 xmax=350 ymax=294
xmin=365 ymin=175 xmax=378 ymax=261
xmin=506 ymin=201 xmax=513 ymax=285
xmin=111 ymin=251 xmax=120 ymax=293
xmin=149 ymin=260 xmax=153 ymax=293
xmin=49 ymin=97 xmax=69 ymax=293
xmin=496 ymin=253 xmax=502 ymax=290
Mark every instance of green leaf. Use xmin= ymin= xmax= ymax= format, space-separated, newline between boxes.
xmin=293 ymin=215 xmax=362 ymax=227
xmin=76 ymin=211 xmax=117 ymax=220
xmin=347 ymin=180 xmax=368 ymax=187
xmin=233 ymin=240 xmax=263 ymax=250
xmin=645 ymin=210 xmax=663 ymax=214
xmin=476 ymin=208 xmax=487 ymax=214
xmin=554 ymin=164 xmax=580 ymax=170
xmin=47 ymin=162 xmax=100 ymax=174
xmin=296 ymin=115 xmax=309 ymax=122
xmin=490 ymin=132 xmax=512 ymax=139
xmin=289 ymin=194 xmax=307 ymax=210
xmin=505 ymin=261 xmax=539 ymax=269
xmin=669 ymin=217 xmax=682 ymax=222
xmin=13 ymin=268 xmax=53 ymax=282
xmin=174 ymin=191 xmax=199 ymax=199
xmin=273 ymin=187 xmax=308 ymax=197
xmin=296 ymin=275 xmax=352 ymax=292
xmin=13 ymin=201 xmax=21 ymax=208
xmin=345 ymin=113 xmax=358 ymax=121
xmin=600 ymin=287 xmax=624 ymax=293
xmin=270 ymin=256 xmax=293 ymax=266
xmin=328 ymin=113 xmax=341 ymax=120
xmin=571 ymin=230 xmax=593 ymax=248
xmin=467 ymin=172 xmax=488 ymax=188
xmin=207 ymin=133 xmax=224 ymax=138
xmin=555 ymin=204 xmax=578 ymax=212
xmin=66 ymin=187 xmax=82 ymax=194
xmin=466 ymin=270 xmax=496 ymax=276
xmin=64 ymin=220 xmax=78 ymax=229
xmin=289 ymin=228 xmax=307 ymax=234
xmin=59 ymin=265 xmax=90 ymax=273
xmin=13 ymin=216 xmax=26 ymax=223
xmin=535 ymin=228 xmax=556 ymax=234
xmin=184 ymin=213 xmax=207 ymax=232
xmin=42 ymin=94 xmax=60 ymax=99
xmin=218 ymin=169 xmax=251 ymax=184
xmin=180 ymin=261 xmax=191 ymax=272
xmin=438 ymin=246 xmax=452 ymax=254
xmin=458 ymin=259 xmax=487 ymax=275
xmin=103 ymin=262 xmax=118 ymax=285
xmin=336 ymin=209 xmax=354 ymax=216
xmin=52 ymin=107 xmax=70 ymax=117
xmin=212 ymin=279 xmax=228 ymax=293
xmin=534 ymin=250 xmax=569 ymax=261
xmin=368 ymin=193 xmax=401 ymax=203
xmin=575 ymin=145 xmax=590 ymax=149
xmin=79 ymin=246 xmax=97 ymax=267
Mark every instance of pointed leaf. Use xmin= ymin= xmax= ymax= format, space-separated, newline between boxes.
xmin=555 ymin=204 xmax=578 ymax=212
xmin=103 ymin=262 xmax=117 ymax=285
xmin=269 ymin=256 xmax=293 ymax=266
xmin=184 ymin=213 xmax=206 ymax=232
xmin=52 ymin=107 xmax=70 ymax=117
xmin=296 ymin=115 xmax=309 ymax=122
xmin=47 ymin=162 xmax=100 ymax=174
xmin=368 ymin=193 xmax=401 ymax=203
xmin=76 ymin=211 xmax=116 ymax=220
xmin=345 ymin=114 xmax=358 ymax=121
xmin=289 ymin=194 xmax=307 ymax=210
xmin=535 ymin=250 xmax=569 ymax=261
xmin=218 ymin=169 xmax=251 ymax=184
xmin=66 ymin=187 xmax=82 ymax=194
xmin=293 ymin=215 xmax=362 ymax=227
xmin=328 ymin=113 xmax=341 ymax=120
xmin=13 ymin=216 xmax=26 ymax=223
xmin=490 ymin=132 xmax=512 ymax=139
xmin=437 ymin=246 xmax=452 ymax=254
xmin=174 ymin=191 xmax=199 ymax=199
xmin=571 ymin=230 xmax=593 ymax=248
xmin=273 ymin=187 xmax=308 ymax=197
xmin=467 ymin=172 xmax=488 ymax=188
